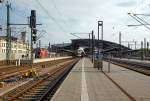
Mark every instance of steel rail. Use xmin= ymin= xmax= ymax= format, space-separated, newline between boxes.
xmin=105 ymin=58 xmax=150 ymax=76
xmin=0 ymin=58 xmax=72 ymax=81
xmin=39 ymin=59 xmax=78 ymax=100
xmin=2 ymin=59 xmax=78 ymax=101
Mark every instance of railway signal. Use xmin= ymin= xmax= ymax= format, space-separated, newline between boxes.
xmin=30 ymin=10 xmax=37 ymax=44
xmin=30 ymin=10 xmax=36 ymax=28
xmin=32 ymin=28 xmax=37 ymax=43
xmin=29 ymin=10 xmax=42 ymax=76
xmin=30 ymin=10 xmax=37 ymax=72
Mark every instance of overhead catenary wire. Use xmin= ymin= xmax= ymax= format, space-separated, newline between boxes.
xmin=35 ymin=0 xmax=67 ymax=33
xmin=11 ymin=7 xmax=28 ymax=19
xmin=13 ymin=1 xmax=30 ymax=15
xmin=134 ymin=15 xmax=150 ymax=26
xmin=70 ymin=33 xmax=81 ymax=39
xmin=50 ymin=0 xmax=70 ymax=28
xmin=128 ymin=24 xmax=150 ymax=26
xmin=128 ymin=14 xmax=150 ymax=30
xmin=134 ymin=14 xmax=150 ymax=16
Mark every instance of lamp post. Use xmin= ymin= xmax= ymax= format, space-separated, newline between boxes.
xmin=91 ymin=30 xmax=94 ymax=63
xmin=98 ymin=21 xmax=103 ymax=71
xmin=119 ymin=32 xmax=122 ymax=58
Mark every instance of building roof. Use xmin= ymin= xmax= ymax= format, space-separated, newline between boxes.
xmin=71 ymin=39 xmax=130 ymax=51
xmin=0 ymin=36 xmax=27 ymax=44
xmin=52 ymin=43 xmax=71 ymax=48
xmin=0 ymin=36 xmax=17 ymax=41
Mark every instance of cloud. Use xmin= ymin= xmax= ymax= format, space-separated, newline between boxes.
xmin=1 ymin=0 xmax=150 ymax=47
xmin=116 ymin=1 xmax=137 ymax=7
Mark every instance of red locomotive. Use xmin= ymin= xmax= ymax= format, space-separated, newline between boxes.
xmin=34 ymin=48 xmax=49 ymax=58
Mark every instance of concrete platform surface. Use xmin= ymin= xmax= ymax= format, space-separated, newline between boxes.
xmin=34 ymin=56 xmax=72 ymax=63
xmin=103 ymin=61 xmax=150 ymax=101
xmin=51 ymin=58 xmax=130 ymax=101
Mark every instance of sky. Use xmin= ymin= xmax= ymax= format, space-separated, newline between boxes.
xmin=0 ymin=0 xmax=150 ymax=48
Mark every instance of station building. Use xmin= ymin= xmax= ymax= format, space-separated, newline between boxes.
xmin=0 ymin=36 xmax=30 ymax=60
xmin=51 ymin=39 xmax=130 ymax=52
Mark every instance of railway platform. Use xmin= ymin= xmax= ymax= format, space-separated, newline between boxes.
xmin=103 ymin=61 xmax=150 ymax=101
xmin=113 ymin=58 xmax=150 ymax=64
xmin=51 ymin=58 xmax=132 ymax=101
xmin=34 ymin=56 xmax=72 ymax=63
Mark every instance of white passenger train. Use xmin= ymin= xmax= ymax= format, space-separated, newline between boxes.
xmin=77 ymin=47 xmax=86 ymax=57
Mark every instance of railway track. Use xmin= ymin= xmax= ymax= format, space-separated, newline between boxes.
xmin=104 ymin=58 xmax=150 ymax=76
xmin=0 ymin=60 xmax=18 ymax=67
xmin=0 ymin=58 xmax=73 ymax=81
xmin=0 ymin=66 xmax=31 ymax=81
xmin=1 ymin=59 xmax=78 ymax=101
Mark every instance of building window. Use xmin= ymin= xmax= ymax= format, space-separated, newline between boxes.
xmin=2 ymin=49 xmax=6 ymax=53
xmin=18 ymin=50 xmax=22 ymax=53
xmin=14 ymin=45 xmax=17 ymax=48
